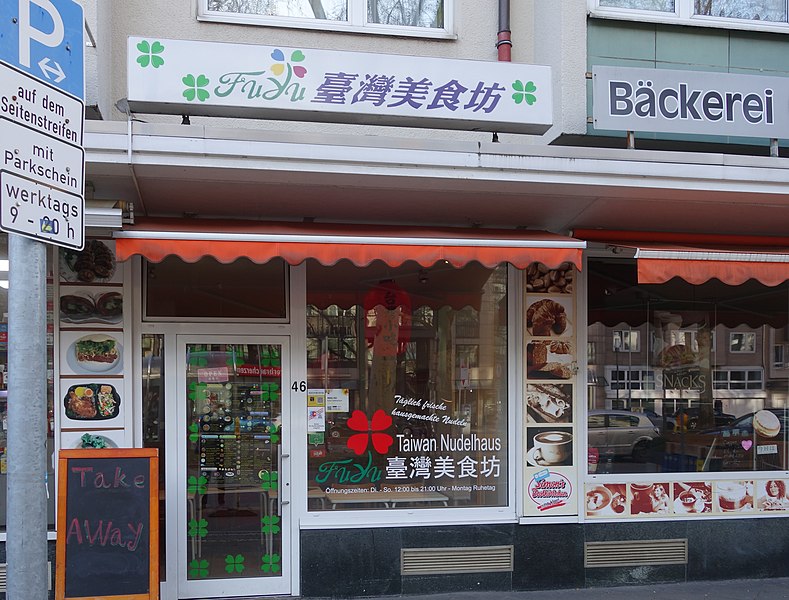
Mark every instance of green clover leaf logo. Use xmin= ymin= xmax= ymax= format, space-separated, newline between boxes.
xmin=261 ymin=515 xmax=281 ymax=535
xmin=136 ymin=40 xmax=165 ymax=68
xmin=187 ymin=518 xmax=208 ymax=538
xmin=261 ymin=553 xmax=282 ymax=573
xmin=259 ymin=470 xmax=278 ymax=491
xmin=183 ymin=74 xmax=210 ymax=102
xmin=512 ymin=80 xmax=538 ymax=105
xmin=187 ymin=475 xmax=208 ymax=495
xmin=269 ymin=424 xmax=281 ymax=445
xmin=189 ymin=559 xmax=209 ymax=578
xmin=188 ymin=423 xmax=199 ymax=443
xmin=225 ymin=554 xmax=245 ymax=574
xmin=260 ymin=382 xmax=280 ymax=403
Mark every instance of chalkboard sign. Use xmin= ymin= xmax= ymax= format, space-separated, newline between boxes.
xmin=56 ymin=449 xmax=159 ymax=600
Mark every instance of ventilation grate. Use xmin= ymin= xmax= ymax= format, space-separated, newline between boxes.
xmin=0 ymin=562 xmax=52 ymax=591
xmin=585 ymin=539 xmax=688 ymax=568
xmin=401 ymin=545 xmax=514 ymax=575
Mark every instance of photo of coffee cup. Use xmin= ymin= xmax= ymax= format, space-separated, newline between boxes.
xmin=531 ymin=430 xmax=573 ymax=465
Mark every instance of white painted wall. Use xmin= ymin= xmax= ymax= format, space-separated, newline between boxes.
xmin=90 ymin=1 xmax=588 ymax=144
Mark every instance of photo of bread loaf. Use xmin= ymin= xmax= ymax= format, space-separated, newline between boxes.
xmin=526 ymin=297 xmax=573 ymax=337
xmin=527 ymin=341 xmax=575 ymax=380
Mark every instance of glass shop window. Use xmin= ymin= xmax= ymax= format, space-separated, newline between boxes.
xmin=144 ymin=256 xmax=287 ymax=320
xmin=587 ymin=257 xmax=789 ymax=474
xmin=305 ymin=259 xmax=508 ymax=510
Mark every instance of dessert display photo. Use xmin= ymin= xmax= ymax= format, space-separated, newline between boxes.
xmin=526 ymin=296 xmax=574 ymax=338
xmin=585 ymin=483 xmax=626 ymax=517
xmin=630 ymin=482 xmax=672 ymax=515
xmin=716 ymin=480 xmax=754 ymax=512
xmin=526 ymin=427 xmax=573 ymax=467
xmin=527 ymin=341 xmax=575 ymax=380
xmin=673 ymin=482 xmax=712 ymax=514
xmin=526 ymin=384 xmax=572 ymax=424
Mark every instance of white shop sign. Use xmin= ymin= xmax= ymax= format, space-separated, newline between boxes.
xmin=593 ymin=65 xmax=789 ymax=138
xmin=127 ymin=37 xmax=553 ymax=134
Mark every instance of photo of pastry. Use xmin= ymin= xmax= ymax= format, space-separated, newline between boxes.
xmin=59 ymin=288 xmax=123 ymax=326
xmin=527 ymin=341 xmax=575 ymax=380
xmin=757 ymin=480 xmax=789 ymax=511
xmin=585 ymin=483 xmax=626 ymax=517
xmin=526 ymin=384 xmax=572 ymax=423
xmin=630 ymin=482 xmax=673 ymax=515
xmin=673 ymin=482 xmax=712 ymax=514
xmin=716 ymin=480 xmax=754 ymax=512
xmin=525 ymin=262 xmax=574 ymax=294
xmin=526 ymin=296 xmax=574 ymax=337
xmin=60 ymin=240 xmax=122 ymax=284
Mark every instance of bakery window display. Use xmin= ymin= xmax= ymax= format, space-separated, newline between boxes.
xmin=673 ymin=482 xmax=712 ymax=514
xmin=526 ymin=384 xmax=572 ymax=423
xmin=630 ymin=482 xmax=673 ymax=515
xmin=526 ymin=297 xmax=574 ymax=338
xmin=717 ymin=481 xmax=754 ymax=512
xmin=527 ymin=341 xmax=575 ymax=380
xmin=525 ymin=262 xmax=574 ymax=294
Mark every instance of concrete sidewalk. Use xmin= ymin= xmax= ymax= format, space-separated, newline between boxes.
xmin=361 ymin=577 xmax=789 ymax=599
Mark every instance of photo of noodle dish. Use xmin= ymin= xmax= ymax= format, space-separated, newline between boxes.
xmin=64 ymin=383 xmax=121 ymax=421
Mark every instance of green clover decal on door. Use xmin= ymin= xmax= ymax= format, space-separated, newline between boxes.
xmin=136 ymin=40 xmax=165 ymax=68
xmin=225 ymin=554 xmax=245 ymax=574
xmin=261 ymin=515 xmax=281 ymax=535
xmin=259 ymin=470 xmax=278 ymax=491
xmin=183 ymin=74 xmax=210 ymax=102
xmin=261 ymin=554 xmax=282 ymax=573
xmin=512 ymin=80 xmax=538 ymax=105
xmin=189 ymin=559 xmax=209 ymax=578
xmin=187 ymin=475 xmax=208 ymax=494
xmin=187 ymin=518 xmax=208 ymax=538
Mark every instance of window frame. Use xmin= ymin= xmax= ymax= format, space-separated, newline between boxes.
xmin=198 ymin=0 xmax=456 ymax=40
xmin=729 ymin=331 xmax=757 ymax=354
xmin=588 ymin=0 xmax=789 ymax=34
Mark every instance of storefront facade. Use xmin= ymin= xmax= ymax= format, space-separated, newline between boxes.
xmin=3 ymin=0 xmax=789 ymax=598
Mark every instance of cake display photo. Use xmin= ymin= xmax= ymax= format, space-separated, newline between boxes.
xmin=527 ymin=341 xmax=575 ymax=380
xmin=630 ymin=482 xmax=672 ymax=515
xmin=753 ymin=409 xmax=781 ymax=438
xmin=525 ymin=384 xmax=572 ymax=423
xmin=717 ymin=480 xmax=754 ymax=512
xmin=673 ymin=482 xmax=712 ymax=514
xmin=757 ymin=480 xmax=789 ymax=511
xmin=526 ymin=296 xmax=573 ymax=337
xmin=585 ymin=483 xmax=626 ymax=517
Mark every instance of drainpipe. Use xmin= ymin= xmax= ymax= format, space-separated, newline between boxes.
xmin=497 ymin=0 xmax=511 ymax=62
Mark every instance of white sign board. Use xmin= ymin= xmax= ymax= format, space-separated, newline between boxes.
xmin=593 ymin=65 xmax=789 ymax=139
xmin=0 ymin=61 xmax=84 ymax=249
xmin=127 ymin=37 xmax=553 ymax=134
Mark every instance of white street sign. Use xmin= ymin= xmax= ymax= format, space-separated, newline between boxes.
xmin=0 ymin=117 xmax=84 ymax=248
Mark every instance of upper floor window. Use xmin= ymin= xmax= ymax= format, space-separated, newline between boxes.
xmin=201 ymin=0 xmax=453 ymax=38
xmin=590 ymin=0 xmax=789 ymax=33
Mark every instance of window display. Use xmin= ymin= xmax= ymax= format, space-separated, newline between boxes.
xmin=587 ymin=258 xmax=789 ymax=475
xmin=305 ymin=260 xmax=508 ymax=510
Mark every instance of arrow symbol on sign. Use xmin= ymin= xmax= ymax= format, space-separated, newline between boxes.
xmin=38 ymin=58 xmax=66 ymax=83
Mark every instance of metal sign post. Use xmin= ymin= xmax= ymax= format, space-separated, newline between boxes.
xmin=0 ymin=2 xmax=84 ymax=600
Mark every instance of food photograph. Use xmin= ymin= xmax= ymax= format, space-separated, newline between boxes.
xmin=672 ymin=482 xmax=712 ymax=514
xmin=59 ymin=289 xmax=123 ymax=326
xmin=525 ymin=384 xmax=572 ymax=423
xmin=716 ymin=480 xmax=755 ymax=512
xmin=61 ymin=331 xmax=123 ymax=376
xmin=526 ymin=296 xmax=574 ymax=337
xmin=525 ymin=262 xmax=574 ymax=295
xmin=585 ymin=483 xmax=626 ymax=517
xmin=526 ymin=341 xmax=575 ymax=380
xmin=526 ymin=426 xmax=574 ymax=467
xmin=59 ymin=239 xmax=121 ymax=284
xmin=62 ymin=382 xmax=122 ymax=424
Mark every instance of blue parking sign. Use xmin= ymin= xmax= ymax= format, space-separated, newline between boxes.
xmin=0 ymin=0 xmax=84 ymax=99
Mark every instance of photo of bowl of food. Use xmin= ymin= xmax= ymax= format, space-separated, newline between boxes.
xmin=60 ymin=290 xmax=123 ymax=325
xmin=67 ymin=333 xmax=122 ymax=374
xmin=64 ymin=383 xmax=121 ymax=421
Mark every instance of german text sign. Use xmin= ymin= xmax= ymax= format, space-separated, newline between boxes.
xmin=56 ymin=449 xmax=159 ymax=600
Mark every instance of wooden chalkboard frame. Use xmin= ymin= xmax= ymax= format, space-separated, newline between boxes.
xmin=55 ymin=448 xmax=159 ymax=600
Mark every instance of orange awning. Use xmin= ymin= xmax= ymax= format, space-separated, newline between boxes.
xmin=574 ymin=229 xmax=789 ymax=286
xmin=115 ymin=219 xmax=585 ymax=270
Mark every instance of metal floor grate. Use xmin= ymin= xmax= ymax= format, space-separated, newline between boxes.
xmin=585 ymin=539 xmax=688 ymax=568
xmin=401 ymin=545 xmax=514 ymax=575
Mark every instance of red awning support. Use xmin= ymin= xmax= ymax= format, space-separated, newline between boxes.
xmin=115 ymin=219 xmax=585 ymax=270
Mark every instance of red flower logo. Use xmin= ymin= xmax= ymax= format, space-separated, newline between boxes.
xmin=346 ymin=409 xmax=393 ymax=455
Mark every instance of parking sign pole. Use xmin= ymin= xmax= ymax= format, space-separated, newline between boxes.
xmin=6 ymin=234 xmax=48 ymax=600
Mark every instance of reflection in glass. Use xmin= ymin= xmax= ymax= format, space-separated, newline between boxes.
xmin=143 ymin=334 xmax=166 ymax=577
xmin=695 ymin=0 xmax=787 ymax=21
xmin=306 ymin=260 xmax=507 ymax=510
xmin=587 ymin=258 xmax=789 ymax=474
xmin=368 ymin=0 xmax=444 ymax=28
xmin=207 ymin=0 xmax=348 ymax=20
xmin=600 ymin=0 xmax=675 ymax=11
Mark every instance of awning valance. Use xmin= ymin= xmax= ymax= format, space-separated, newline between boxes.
xmin=115 ymin=219 xmax=585 ymax=270
xmin=574 ymin=229 xmax=789 ymax=286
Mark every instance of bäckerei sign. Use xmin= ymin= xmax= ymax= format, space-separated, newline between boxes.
xmin=126 ymin=37 xmax=552 ymax=134
xmin=593 ymin=65 xmax=789 ymax=138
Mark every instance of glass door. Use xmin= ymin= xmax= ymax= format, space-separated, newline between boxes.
xmin=176 ymin=337 xmax=290 ymax=598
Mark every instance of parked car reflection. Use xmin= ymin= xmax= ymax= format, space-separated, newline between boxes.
xmin=588 ymin=410 xmax=663 ymax=462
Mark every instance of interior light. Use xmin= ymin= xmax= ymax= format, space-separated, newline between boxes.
xmin=0 ymin=281 xmax=9 ymax=289
xmin=0 ymin=261 xmax=8 ymax=272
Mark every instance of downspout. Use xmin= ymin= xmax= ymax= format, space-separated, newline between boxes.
xmin=497 ymin=0 xmax=511 ymax=62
